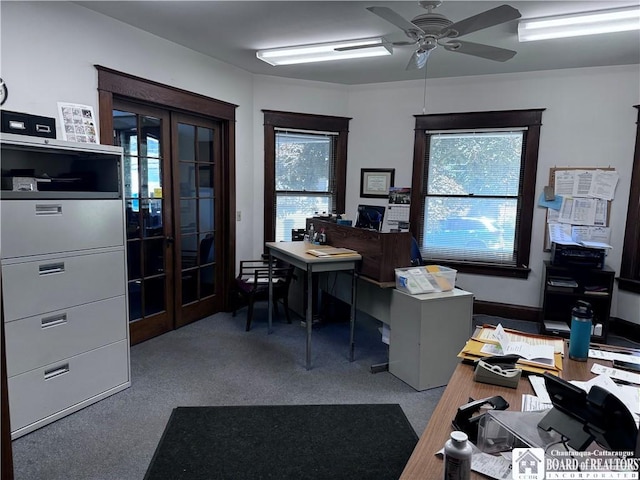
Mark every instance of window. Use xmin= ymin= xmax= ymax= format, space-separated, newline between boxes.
xmin=410 ymin=110 xmax=544 ymax=278
xmin=619 ymin=105 xmax=640 ymax=293
xmin=263 ymin=110 xmax=350 ymax=242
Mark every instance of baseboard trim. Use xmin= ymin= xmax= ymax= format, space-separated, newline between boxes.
xmin=473 ymin=300 xmax=640 ymax=344
xmin=473 ymin=300 xmax=540 ymax=323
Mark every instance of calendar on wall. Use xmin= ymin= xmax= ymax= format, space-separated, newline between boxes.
xmin=382 ymin=187 xmax=411 ymax=232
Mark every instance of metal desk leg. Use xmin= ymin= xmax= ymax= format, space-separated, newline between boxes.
xmin=349 ymin=269 xmax=356 ymax=362
xmin=306 ymin=265 xmax=313 ymax=370
xmin=268 ymin=252 xmax=273 ymax=334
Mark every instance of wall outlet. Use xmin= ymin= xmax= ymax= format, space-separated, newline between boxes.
xmin=236 ymin=211 xmax=241 ymax=221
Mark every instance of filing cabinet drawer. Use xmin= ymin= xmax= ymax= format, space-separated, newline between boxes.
xmin=5 ymin=296 xmax=127 ymax=377
xmin=1 ymin=199 xmax=124 ymax=258
xmin=8 ymin=340 xmax=129 ymax=432
xmin=2 ymin=249 xmax=125 ymax=321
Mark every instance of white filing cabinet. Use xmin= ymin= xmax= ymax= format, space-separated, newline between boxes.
xmin=388 ymin=288 xmax=473 ymax=391
xmin=1 ymin=134 xmax=130 ymax=439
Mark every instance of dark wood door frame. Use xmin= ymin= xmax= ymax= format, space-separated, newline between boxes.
xmin=96 ymin=66 xmax=237 ymax=337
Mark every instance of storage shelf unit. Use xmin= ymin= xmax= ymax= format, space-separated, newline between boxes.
xmin=1 ymin=133 xmax=130 ymax=439
xmin=540 ymin=261 xmax=615 ymax=342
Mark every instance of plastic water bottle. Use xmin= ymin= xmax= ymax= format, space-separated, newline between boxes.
xmin=444 ymin=431 xmax=471 ymax=480
xmin=308 ymin=223 xmax=315 ymax=244
xmin=569 ymin=300 xmax=593 ymax=361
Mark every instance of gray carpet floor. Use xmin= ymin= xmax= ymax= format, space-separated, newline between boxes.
xmin=10 ymin=309 xmax=638 ymax=480
xmin=10 ymin=309 xmax=443 ymax=480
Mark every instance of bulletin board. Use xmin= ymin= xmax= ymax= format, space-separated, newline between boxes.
xmin=543 ymin=166 xmax=615 ymax=251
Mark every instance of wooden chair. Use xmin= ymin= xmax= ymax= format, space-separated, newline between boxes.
xmin=232 ymin=258 xmax=294 ymax=331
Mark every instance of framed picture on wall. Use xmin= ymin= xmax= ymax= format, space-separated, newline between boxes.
xmin=360 ymin=168 xmax=395 ymax=198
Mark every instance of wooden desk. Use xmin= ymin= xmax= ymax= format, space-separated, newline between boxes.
xmin=399 ymin=343 xmax=637 ymax=479
xmin=265 ymin=242 xmax=361 ymax=370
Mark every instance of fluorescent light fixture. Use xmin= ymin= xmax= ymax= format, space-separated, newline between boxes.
xmin=518 ymin=5 xmax=640 ymax=42
xmin=256 ymin=37 xmax=391 ymax=66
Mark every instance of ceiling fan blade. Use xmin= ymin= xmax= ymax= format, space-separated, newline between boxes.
xmin=406 ymin=50 xmax=431 ymax=70
xmin=367 ymin=6 xmax=424 ymax=38
xmin=443 ymin=5 xmax=521 ymax=38
xmin=443 ymin=40 xmax=516 ymax=62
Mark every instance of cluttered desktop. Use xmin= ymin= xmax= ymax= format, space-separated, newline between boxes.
xmin=399 ymin=324 xmax=640 ymax=479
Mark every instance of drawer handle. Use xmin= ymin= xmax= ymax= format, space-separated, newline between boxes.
xmin=39 ymin=262 xmax=65 ymax=276
xmin=41 ymin=314 xmax=67 ymax=329
xmin=44 ymin=364 xmax=69 ymax=380
xmin=35 ymin=204 xmax=62 ymax=215
xmin=8 ymin=120 xmax=26 ymax=130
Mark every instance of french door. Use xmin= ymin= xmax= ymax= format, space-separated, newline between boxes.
xmin=113 ymin=101 xmax=224 ymax=344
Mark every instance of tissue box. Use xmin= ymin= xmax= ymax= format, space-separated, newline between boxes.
xmin=395 ymin=265 xmax=457 ymax=294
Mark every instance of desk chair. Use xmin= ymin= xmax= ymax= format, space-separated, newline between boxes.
xmin=232 ymin=258 xmax=294 ymax=331
xmin=410 ymin=237 xmax=424 ymax=266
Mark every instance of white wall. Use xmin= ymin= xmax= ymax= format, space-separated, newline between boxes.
xmin=0 ymin=1 xmax=257 ymax=263
xmin=345 ymin=66 xmax=640 ymax=323
xmin=251 ymin=75 xmax=349 ymax=253
xmin=3 ymin=2 xmax=639 ymax=325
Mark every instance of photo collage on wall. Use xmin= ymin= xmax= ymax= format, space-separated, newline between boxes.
xmin=57 ymin=102 xmax=98 ymax=143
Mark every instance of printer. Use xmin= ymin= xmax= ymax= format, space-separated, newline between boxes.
xmin=550 ymin=242 xmax=605 ymax=269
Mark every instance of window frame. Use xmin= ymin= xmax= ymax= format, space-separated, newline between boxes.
xmin=263 ymin=110 xmax=350 ymax=243
xmin=618 ymin=105 xmax=640 ymax=293
xmin=409 ymin=109 xmax=544 ymax=279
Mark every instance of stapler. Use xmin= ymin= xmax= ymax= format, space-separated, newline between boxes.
xmin=452 ymin=395 xmax=509 ymax=443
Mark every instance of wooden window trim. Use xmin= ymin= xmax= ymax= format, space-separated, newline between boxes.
xmin=619 ymin=105 xmax=640 ymax=293
xmin=263 ymin=110 xmax=350 ymax=243
xmin=410 ymin=109 xmax=544 ymax=279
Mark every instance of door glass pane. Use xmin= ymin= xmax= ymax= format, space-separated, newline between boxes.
xmin=179 ymin=162 xmax=196 ymax=197
xmin=180 ymin=199 xmax=197 ymax=233
xmin=182 ymin=270 xmax=197 ymax=304
xmin=114 ymin=110 xmax=137 ymax=156
xmin=140 ymin=116 xmax=161 ymax=158
xmin=127 ymin=241 xmax=141 ymax=280
xmin=144 ymin=238 xmax=165 ymax=276
xmin=200 ymin=266 xmax=215 ymax=297
xmin=145 ymin=277 xmax=165 ymax=315
xmin=199 ymin=233 xmax=214 ymax=265
xmin=197 ymin=127 xmax=213 ymax=162
xmin=178 ymin=124 xmax=195 ymax=161
xmin=198 ymin=164 xmax=213 ymax=190
xmin=199 ymin=199 xmax=214 ymax=232
xmin=123 ymin=155 xmax=138 ymax=200
xmin=143 ymin=198 xmax=163 ymax=238
xmin=128 ymin=281 xmax=142 ymax=321
xmin=181 ymin=234 xmax=198 ymax=269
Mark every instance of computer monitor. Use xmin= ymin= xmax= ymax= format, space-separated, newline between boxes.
xmin=355 ymin=204 xmax=386 ymax=231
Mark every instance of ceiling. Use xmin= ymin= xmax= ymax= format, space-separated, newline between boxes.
xmin=75 ymin=1 xmax=640 ymax=85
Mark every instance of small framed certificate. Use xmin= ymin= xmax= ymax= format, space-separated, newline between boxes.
xmin=360 ymin=168 xmax=394 ymax=198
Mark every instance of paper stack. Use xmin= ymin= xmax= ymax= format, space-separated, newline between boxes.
xmin=458 ymin=324 xmax=564 ymax=375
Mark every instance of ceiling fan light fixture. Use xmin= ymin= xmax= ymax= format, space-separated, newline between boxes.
xmin=256 ymin=37 xmax=391 ymax=66
xmin=518 ymin=5 xmax=640 ymax=42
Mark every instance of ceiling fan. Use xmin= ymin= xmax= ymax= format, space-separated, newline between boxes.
xmin=364 ymin=1 xmax=521 ymax=70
